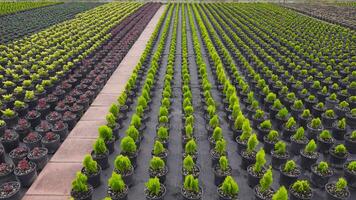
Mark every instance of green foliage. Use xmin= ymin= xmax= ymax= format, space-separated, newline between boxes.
xmin=308 ymin=95 xmax=316 ymax=101
xmin=215 ymin=139 xmax=226 ymax=155
xmin=316 ymin=161 xmax=329 ymax=174
xmin=335 ymin=178 xmax=347 ymax=192
xmin=339 ymin=101 xmax=349 ymax=108
xmin=131 ymin=114 xmax=141 ymax=128
xmin=83 ymin=154 xmax=98 ymax=174
xmin=185 ymin=124 xmax=193 ymax=137
xmin=293 ymin=100 xmax=304 ymax=110
xmin=334 ymin=144 xmax=347 ymax=155
xmin=351 ymin=131 xmax=356 ymax=140
xmin=106 ymin=113 xmax=117 ymax=129
xmin=277 ymin=108 xmax=289 ymax=119
xmin=98 ymin=125 xmax=113 ymax=141
xmin=260 ymin=120 xmax=272 ymax=130
xmin=347 ymin=161 xmax=356 ymax=171
xmin=14 ymin=101 xmax=25 ymax=108
xmin=150 ymin=156 xmax=165 ymax=171
xmin=157 ymin=126 xmax=168 ymax=141
xmin=254 ymin=109 xmax=265 ymax=119
xmin=234 ymin=114 xmax=245 ymax=130
xmin=283 ymin=160 xmax=296 ymax=173
xmin=247 ymin=134 xmax=258 ymax=154
xmin=114 ymin=155 xmax=132 ymax=173
xmin=159 ymin=106 xmax=168 ymax=118
xmin=337 ymin=118 xmax=346 ymax=129
xmin=153 ymin=141 xmax=165 ymax=156
xmin=267 ymin=130 xmax=279 ymax=142
xmin=209 ymin=114 xmax=219 ymax=128
xmin=266 ymin=92 xmax=276 ymax=102
xmin=272 ymin=186 xmax=288 ymax=200
xmin=274 ymin=141 xmax=286 ymax=155
xmin=184 ymin=105 xmax=194 ymax=116
xmin=292 ymin=180 xmax=310 ymax=193
xmin=120 ymin=136 xmax=137 ymax=154
xmin=319 ymin=130 xmax=332 ymax=140
xmin=109 ymin=104 xmax=119 ymax=118
xmin=2 ymin=109 xmax=15 ymax=118
xmin=93 ymin=138 xmax=107 ymax=155
xmin=185 ymin=139 xmax=197 ymax=155
xmin=304 ymin=139 xmax=317 ymax=154
xmin=220 ymin=176 xmax=239 ymax=196
xmin=184 ymin=175 xmax=200 ymax=193
xmin=240 ymin=120 xmax=252 ymax=141
xmin=159 ymin=115 xmax=169 ymax=124
xmin=126 ymin=125 xmax=139 ymax=142
xmin=259 ymin=168 xmax=273 ymax=192
xmin=253 ymin=149 xmax=266 ymax=173
xmin=316 ymin=102 xmax=324 ymax=109
xmin=145 ymin=177 xmax=161 ymax=196
xmin=108 ymin=172 xmax=126 ymax=193
xmin=207 ymin=105 xmax=216 ymax=117
xmin=310 ymin=118 xmax=322 ymax=129
xmin=183 ymin=155 xmax=195 ymax=172
xmin=285 ymin=117 xmax=296 ymax=129
xmin=0 ymin=120 xmax=5 ymax=127
xmin=219 ymin=156 xmax=229 ymax=171
xmin=71 ymin=172 xmax=88 ymax=192
xmin=212 ymin=127 xmax=223 ymax=141
xmin=325 ymin=109 xmax=335 ymax=118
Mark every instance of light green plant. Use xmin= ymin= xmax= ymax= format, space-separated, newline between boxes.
xmin=145 ymin=177 xmax=161 ymax=196
xmin=184 ymin=175 xmax=200 ymax=193
xmin=108 ymin=172 xmax=126 ymax=193
xmin=83 ymin=154 xmax=98 ymax=174
xmin=114 ymin=155 xmax=132 ymax=173
xmin=219 ymin=176 xmax=239 ymax=197
xmin=259 ymin=168 xmax=273 ymax=192
xmin=71 ymin=172 xmax=88 ymax=192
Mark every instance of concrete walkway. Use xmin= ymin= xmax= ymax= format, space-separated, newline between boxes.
xmin=23 ymin=5 xmax=166 ymax=200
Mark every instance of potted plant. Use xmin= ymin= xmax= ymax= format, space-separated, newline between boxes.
xmin=332 ymin=118 xmax=347 ymax=140
xmin=13 ymin=101 xmax=28 ymax=118
xmin=290 ymin=100 xmax=305 ymax=117
xmin=214 ymin=156 xmax=232 ymax=186
xmin=182 ymin=155 xmax=200 ymax=178
xmin=181 ymin=175 xmax=202 ymax=200
xmin=152 ymin=141 xmax=168 ymax=162
xmin=114 ymin=155 xmax=134 ymax=187
xmin=9 ymin=146 xmax=29 ymax=166
xmin=35 ymin=98 xmax=50 ymax=118
xmin=70 ymin=172 xmax=93 ymax=200
xmin=252 ymin=109 xmax=267 ymax=129
xmin=184 ymin=139 xmax=197 ymax=161
xmin=254 ymin=168 xmax=274 ymax=200
xmin=23 ymin=132 xmax=41 ymax=150
xmin=236 ymin=119 xmax=252 ymax=153
xmin=290 ymin=127 xmax=309 ymax=155
xmin=335 ymin=101 xmax=350 ymax=118
xmin=298 ymin=109 xmax=312 ymax=128
xmin=0 ymin=120 xmax=5 ymax=136
xmin=257 ymin=120 xmax=272 ymax=142
xmin=279 ymin=160 xmax=301 ymax=187
xmin=304 ymin=95 xmax=318 ymax=110
xmin=271 ymin=141 xmax=289 ymax=169
xmin=325 ymin=93 xmax=339 ymax=109
xmin=155 ymin=127 xmax=169 ymax=148
xmin=289 ymin=180 xmax=313 ymax=200
xmin=271 ymin=186 xmax=287 ymax=200
xmin=325 ymin=178 xmax=350 ymax=200
xmin=126 ymin=125 xmax=140 ymax=146
xmin=207 ymin=114 xmax=219 ymax=136
xmin=149 ymin=156 xmax=168 ymax=183
xmin=247 ymin=148 xmax=266 ymax=188
xmin=347 ymin=81 xmax=356 ymax=95
xmin=45 ymin=111 xmax=62 ymax=125
xmin=306 ymin=118 xmax=323 ymax=140
xmin=217 ymin=176 xmax=239 ymax=200
xmin=14 ymin=118 xmax=31 ymax=140
xmin=329 ymin=144 xmax=349 ymax=169
xmin=321 ymin=109 xmax=337 ymax=129
xmin=24 ymin=90 xmax=38 ymax=109
xmin=300 ymin=139 xmax=319 ymax=170
xmin=92 ymin=138 xmax=109 ymax=170
xmin=0 ymin=181 xmax=21 ymax=200
xmin=99 ymin=125 xmax=115 ymax=154
xmin=345 ymin=108 xmax=356 ymax=128
xmin=14 ymin=159 xmax=37 ymax=187
xmin=1 ymin=109 xmax=18 ymax=127
xmin=316 ymin=130 xmax=334 ymax=154
xmin=209 ymin=127 xmax=222 ymax=148
xmin=27 ymin=147 xmax=48 ymax=171
xmin=63 ymin=111 xmax=77 ymax=130
xmin=52 ymin=120 xmax=68 ymax=142
xmin=281 ymin=117 xmax=297 ymax=141
xmin=210 ymin=139 xmax=227 ymax=166
xmin=263 ymin=130 xmax=279 ymax=154
xmin=310 ymin=161 xmax=334 ymax=188
xmin=0 ymin=162 xmax=14 ymax=184
xmin=344 ymin=160 xmax=356 ymax=190
xmin=145 ymin=177 xmax=166 ymax=200
xmin=182 ymin=124 xmax=194 ymax=146
xmin=232 ymin=114 xmax=244 ymax=139
xmin=107 ymin=172 xmax=128 ymax=200
xmin=344 ymin=131 xmax=356 ymax=154
xmin=41 ymin=132 xmax=60 ymax=154
xmin=241 ymin=134 xmax=258 ymax=170
xmin=0 ymin=129 xmax=19 ymax=153
xmin=120 ymin=136 xmax=138 ymax=168
xmin=82 ymin=154 xmax=101 ymax=188
xmin=35 ymin=120 xmax=52 ymax=137
xmin=276 ymin=108 xmax=290 ymax=129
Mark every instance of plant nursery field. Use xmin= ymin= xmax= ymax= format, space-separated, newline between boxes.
xmin=0 ymin=2 xmax=355 ymax=200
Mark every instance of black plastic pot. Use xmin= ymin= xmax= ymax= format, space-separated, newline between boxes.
xmin=0 ymin=181 xmax=21 ymax=200
xmin=306 ymin=124 xmax=323 ymax=140
xmin=70 ymin=184 xmax=93 ymax=200
xmin=241 ymin=150 xmax=256 ymax=170
xmin=263 ymin=136 xmax=277 ymax=155
xmin=2 ymin=114 xmax=19 ymax=128
xmin=82 ymin=165 xmax=101 ymax=188
xmin=344 ymin=161 xmax=356 ymax=190
xmin=289 ymin=186 xmax=313 ymax=200
xmin=149 ymin=166 xmax=168 ymax=183
xmin=51 ymin=123 xmax=69 ymax=142
xmin=279 ymin=164 xmax=300 ymax=188
xmin=236 ymin=138 xmax=247 ymax=154
xmin=316 ymin=135 xmax=334 ymax=154
xmin=27 ymin=147 xmax=48 ymax=171
xmin=247 ymin=165 xmax=265 ymax=188
xmin=107 ymin=184 xmax=128 ymax=200
xmin=282 ymin=126 xmax=297 ymax=142
xmin=41 ymin=134 xmax=60 ymax=154
xmin=346 ymin=113 xmax=356 ymax=128
xmin=329 ymin=148 xmax=349 ymax=169
xmin=325 ymin=182 xmax=350 ymax=200
xmin=344 ymin=134 xmax=356 ymax=154
xmin=14 ymin=161 xmax=37 ymax=188
xmin=310 ymin=163 xmax=334 ymax=188
xmin=256 ymin=126 xmax=270 ymax=142
xmin=91 ymin=151 xmax=109 ymax=170
xmin=271 ymin=151 xmax=289 ymax=170
xmin=290 ymin=137 xmax=308 ymax=155
xmin=181 ymin=185 xmax=201 ymax=200
xmin=214 ymin=165 xmax=232 ymax=186
xmin=254 ymin=185 xmax=274 ymax=200
xmin=300 ymin=150 xmax=319 ymax=170
xmin=1 ymin=132 xmax=19 ymax=153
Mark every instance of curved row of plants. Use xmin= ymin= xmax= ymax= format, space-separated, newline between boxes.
xmin=194 ymin=3 xmax=356 ymax=200
xmin=0 ymin=2 xmax=103 ymax=44
xmin=0 ymin=3 xmax=162 ymax=200
xmin=70 ymin=4 xmax=174 ymax=200
xmin=0 ymin=1 xmax=60 ymax=16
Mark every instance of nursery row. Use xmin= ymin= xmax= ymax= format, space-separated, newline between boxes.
xmin=0 ymin=1 xmax=60 ymax=16
xmin=0 ymin=2 xmax=104 ymax=44
xmin=282 ymin=3 xmax=356 ymax=30
xmin=0 ymin=2 xmax=162 ymax=199
xmin=68 ymin=2 xmax=355 ymax=200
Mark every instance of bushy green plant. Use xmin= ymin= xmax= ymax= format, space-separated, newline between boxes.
xmin=215 ymin=139 xmax=226 ymax=155
xmin=266 ymin=92 xmax=276 ymax=102
xmin=93 ymin=138 xmax=107 ymax=155
xmin=130 ymin=114 xmax=141 ymax=129
xmin=254 ymin=109 xmax=265 ymax=119
xmin=316 ymin=102 xmax=324 ymax=109
xmin=98 ymin=125 xmax=113 ymax=142
xmin=207 ymin=105 xmax=216 ymax=117
xmin=277 ymin=108 xmax=289 ymax=119
xmin=292 ymin=180 xmax=310 ymax=194
xmin=310 ymin=118 xmax=322 ymax=129
xmin=157 ymin=126 xmax=168 ymax=141
xmin=351 ymin=131 xmax=356 ymax=140
xmin=126 ymin=125 xmax=139 ymax=142
xmin=301 ymin=109 xmax=311 ymax=118
xmin=150 ymin=156 xmax=165 ymax=171
xmin=71 ymin=172 xmax=88 ymax=192
xmin=316 ymin=161 xmax=329 ymax=174
xmin=333 ymin=144 xmax=347 ymax=155
xmin=185 ymin=139 xmax=197 ymax=155
xmin=339 ymin=101 xmax=349 ymax=108
xmin=219 ymin=176 xmax=239 ymax=197
xmin=183 ymin=155 xmax=195 ymax=172
xmin=240 ymin=120 xmax=252 ymax=141
xmin=335 ymin=178 xmax=347 ymax=192
xmin=185 ymin=115 xmax=194 ymax=126
xmin=153 ymin=140 xmax=165 ymax=155
xmin=83 ymin=154 xmax=98 ymax=174
xmin=120 ymin=136 xmax=137 ymax=154
xmin=272 ymin=186 xmax=288 ymax=200
xmin=219 ymin=156 xmax=229 ymax=171
xmin=184 ymin=175 xmax=200 ymax=193
xmin=337 ymin=118 xmax=346 ymax=129
xmin=234 ymin=114 xmax=245 ymax=130
xmin=159 ymin=106 xmax=168 ymax=118
xmin=184 ymin=105 xmax=193 ymax=116
xmin=259 ymin=168 xmax=273 ymax=192
xmin=307 ymin=95 xmax=316 ymax=102
xmin=283 ymin=160 xmax=296 ymax=173
xmin=285 ymin=117 xmax=296 ymax=129
xmin=347 ymin=161 xmax=356 ymax=171
xmin=247 ymin=134 xmax=258 ymax=154
xmin=185 ymin=124 xmax=193 ymax=138
xmin=159 ymin=116 xmax=169 ymax=124
xmin=2 ymin=109 xmax=15 ymax=118
xmin=212 ymin=127 xmax=223 ymax=141
xmin=209 ymin=114 xmax=219 ymax=128
xmin=260 ymin=120 xmax=272 ymax=130
xmin=109 ymin=103 xmax=119 ymax=118
xmin=14 ymin=101 xmax=25 ymax=108
xmin=145 ymin=177 xmax=161 ymax=196
xmin=304 ymin=139 xmax=317 ymax=154
xmin=108 ymin=172 xmax=126 ymax=193
xmin=114 ymin=155 xmax=132 ymax=173
xmin=274 ymin=141 xmax=286 ymax=155
xmin=324 ymin=109 xmax=335 ymax=118
xmin=0 ymin=120 xmax=5 ymax=127
xmin=293 ymin=100 xmax=304 ymax=110
xmin=267 ymin=130 xmax=279 ymax=142
xmin=319 ymin=130 xmax=332 ymax=140
xmin=106 ymin=113 xmax=116 ymax=129
xmin=253 ymin=149 xmax=266 ymax=173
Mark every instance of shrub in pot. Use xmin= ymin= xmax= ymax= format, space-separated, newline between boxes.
xmin=23 ymin=132 xmax=42 ymax=150
xmin=152 ymin=141 xmax=168 ymax=162
xmin=70 ymin=172 xmax=93 ymax=200
xmin=257 ymin=120 xmax=272 ymax=142
xmin=149 ymin=157 xmax=168 ymax=183
xmin=13 ymin=101 xmax=28 ymax=118
xmin=27 ymin=147 xmax=48 ymax=171
xmin=155 ymin=127 xmax=169 ymax=148
xmin=344 ymin=131 xmax=356 ymax=154
xmin=316 ymin=130 xmax=334 ymax=154
xmin=126 ymin=125 xmax=140 ymax=147
xmin=0 ymin=129 xmax=19 ymax=153
xmin=304 ymin=95 xmax=318 ymax=110
xmin=209 ymin=127 xmax=223 ymax=149
xmin=345 ymin=108 xmax=356 ymax=128
xmin=264 ymin=92 xmax=276 ymax=109
xmin=0 ymin=181 xmax=21 ymax=200
xmin=182 ymin=124 xmax=194 ymax=146
xmin=335 ymin=101 xmax=350 ymax=119
xmin=210 ymin=139 xmax=227 ymax=166
xmin=82 ymin=154 xmax=101 ymax=188
xmin=271 ymin=141 xmax=289 ymax=169
xmin=35 ymin=120 xmax=52 ymax=137
xmin=184 ymin=139 xmax=197 ymax=161
xmin=300 ymin=140 xmax=319 ymax=170
xmin=231 ymin=114 xmax=244 ymax=139
xmin=263 ymin=130 xmax=279 ymax=154
xmin=114 ymin=155 xmax=134 ymax=187
xmin=181 ymin=175 xmax=202 ymax=200
xmin=332 ymin=118 xmax=347 ymax=141
xmin=35 ymin=99 xmax=50 ymax=118
xmin=236 ymin=119 xmax=252 ymax=153
xmin=310 ymin=161 xmax=333 ymax=188
xmin=329 ymin=144 xmax=349 ymax=169
xmin=290 ymin=100 xmax=305 ymax=118
xmin=290 ymin=127 xmax=309 ymax=155
xmin=1 ymin=109 xmax=18 ymax=128
xmin=45 ymin=111 xmax=62 ymax=125
xmin=282 ymin=117 xmax=297 ymax=141
xmin=306 ymin=118 xmax=324 ymax=140
xmin=247 ymin=148 xmax=266 ymax=188
xmin=241 ymin=134 xmax=258 ymax=170
xmin=276 ymin=108 xmax=290 ymax=129
xmin=145 ymin=177 xmax=166 ymax=200
xmin=14 ymin=159 xmax=37 ymax=187
xmin=344 ymin=160 xmax=356 ymax=190
xmin=312 ymin=102 xmax=326 ymax=118
xmin=41 ymin=132 xmax=60 ymax=154
xmin=0 ymin=162 xmax=14 ymax=184
xmin=289 ymin=180 xmax=313 ymax=200
xmin=298 ymin=109 xmax=312 ymax=128
xmin=107 ymin=171 xmax=128 ymax=200
xmin=63 ymin=111 xmax=77 ymax=130
xmin=252 ymin=109 xmax=267 ymax=129
xmin=52 ymin=121 xmax=68 ymax=142
xmin=321 ymin=109 xmax=337 ymax=129
xmin=98 ymin=125 xmax=115 ymax=154
xmin=271 ymin=186 xmax=288 ymax=200
xmin=207 ymin=115 xmax=219 ymax=136
xmin=217 ymin=176 xmax=239 ymax=200
xmin=182 ymin=155 xmax=200 ymax=179
xmin=120 ymin=136 xmax=138 ymax=168
xmin=325 ymin=178 xmax=350 ymax=200
xmin=214 ymin=156 xmax=232 ymax=186
xmin=92 ymin=138 xmax=109 ymax=170
xmin=105 ymin=114 xmax=119 ymax=141
xmin=254 ymin=168 xmax=274 ymax=200
xmin=325 ymin=93 xmax=339 ymax=109
xmin=279 ymin=160 xmax=301 ymax=187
